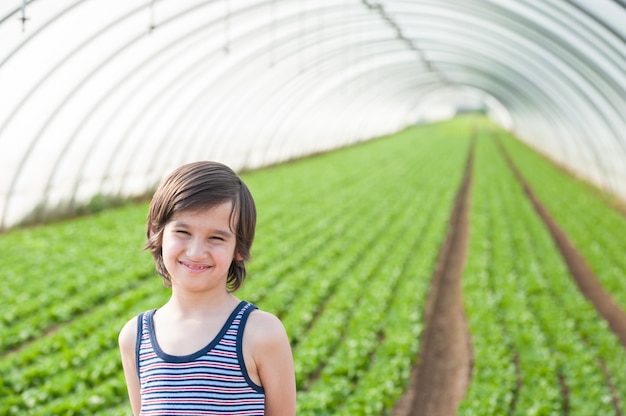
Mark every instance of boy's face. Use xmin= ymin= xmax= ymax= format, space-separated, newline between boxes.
xmin=160 ymin=202 xmax=242 ymax=294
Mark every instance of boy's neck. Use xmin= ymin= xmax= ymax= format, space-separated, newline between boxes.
xmin=164 ymin=289 xmax=239 ymax=318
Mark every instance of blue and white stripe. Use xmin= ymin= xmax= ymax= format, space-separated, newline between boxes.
xmin=136 ymin=301 xmax=265 ymax=415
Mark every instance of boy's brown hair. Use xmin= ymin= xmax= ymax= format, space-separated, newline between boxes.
xmin=144 ymin=161 xmax=256 ymax=291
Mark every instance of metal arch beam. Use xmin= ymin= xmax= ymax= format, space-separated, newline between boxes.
xmin=0 ymin=1 xmax=150 ymax=226
xmin=391 ymin=1 xmax=626 ymax=140
xmin=107 ymin=2 xmax=384 ymax=189
xmin=256 ymin=62 xmax=441 ymax=162
xmin=65 ymin=1 xmax=285 ymax=210
xmin=389 ymin=0 xmax=626 ymax=158
xmin=376 ymin=0 xmax=626 ymax=195
xmin=126 ymin=16 xmax=397 ymax=188
xmin=3 ymin=0 xmax=370 ymax=222
xmin=68 ymin=2 xmax=397 ymax=201
xmin=191 ymin=44 xmax=432 ymax=166
xmin=421 ymin=30 xmax=588 ymax=142
xmin=388 ymin=2 xmax=625 ymax=189
xmin=2 ymin=0 xmax=299 ymax=223
xmin=120 ymin=13 xmax=427 ymax=186
xmin=7 ymin=2 xmax=608 ymax=162
xmin=432 ymin=49 xmax=614 ymax=192
xmin=566 ymin=0 xmax=626 ymax=42
xmin=1 ymin=0 xmax=187 ymax=224
xmin=1 ymin=0 xmax=625 ymax=227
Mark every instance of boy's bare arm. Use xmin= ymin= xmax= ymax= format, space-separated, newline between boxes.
xmin=119 ymin=317 xmax=141 ymax=416
xmin=249 ymin=311 xmax=297 ymax=416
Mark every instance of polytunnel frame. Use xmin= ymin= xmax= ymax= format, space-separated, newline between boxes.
xmin=1 ymin=1 xmax=153 ymax=225
xmin=409 ymin=1 xmax=623 ymax=158
xmin=0 ymin=0 xmax=308 ymax=223
xmin=66 ymin=33 xmax=222 ymax=208
xmin=190 ymin=41 xmax=440 ymax=168
xmin=4 ymin=2 xmax=624 ymax=171
xmin=260 ymin=64 xmax=440 ymax=163
xmin=385 ymin=12 xmax=603 ymax=181
xmin=60 ymin=1 xmax=282 ymax=212
xmin=0 ymin=0 xmax=239 ymax=225
xmin=182 ymin=31 xmax=420 ymax=158
xmin=4 ymin=1 xmax=421 ymax=223
xmin=62 ymin=4 xmax=442 ymax=207
xmin=156 ymin=2 xmax=446 ymax=169
xmin=392 ymin=0 xmax=626 ymax=195
xmin=418 ymin=21 xmax=616 ymax=191
xmin=133 ymin=8 xmax=412 ymax=183
xmin=410 ymin=2 xmax=623 ymax=140
xmin=0 ymin=0 xmax=624 ymax=229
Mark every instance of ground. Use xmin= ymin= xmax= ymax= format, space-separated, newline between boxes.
xmin=392 ymin=137 xmax=626 ymax=416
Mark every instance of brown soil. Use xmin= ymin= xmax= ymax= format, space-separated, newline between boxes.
xmin=498 ymin=138 xmax=626 ymax=414
xmin=498 ymin=141 xmax=626 ymax=348
xmin=392 ymin=133 xmax=626 ymax=416
xmin=392 ymin=137 xmax=475 ymax=416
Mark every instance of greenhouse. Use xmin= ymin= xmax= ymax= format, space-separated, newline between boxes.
xmin=1 ymin=0 xmax=625 ymax=415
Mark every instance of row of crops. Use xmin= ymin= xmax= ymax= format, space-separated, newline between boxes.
xmin=460 ymin=132 xmax=626 ymax=414
xmin=1 ymin=118 xmax=471 ymax=415
xmin=1 ymin=116 xmax=625 ymax=415
xmin=502 ymin=133 xmax=626 ymax=314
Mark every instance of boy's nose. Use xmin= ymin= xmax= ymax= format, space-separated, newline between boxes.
xmin=186 ymin=238 xmax=207 ymax=258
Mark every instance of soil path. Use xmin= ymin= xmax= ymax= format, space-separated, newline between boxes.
xmin=392 ymin=136 xmax=475 ymax=416
xmin=392 ymin=131 xmax=626 ymax=416
xmin=497 ymin=140 xmax=626 ymax=348
xmin=498 ymin=138 xmax=626 ymax=414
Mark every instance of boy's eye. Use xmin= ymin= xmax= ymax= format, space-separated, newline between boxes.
xmin=175 ymin=230 xmax=190 ymax=235
xmin=211 ymin=236 xmax=225 ymax=241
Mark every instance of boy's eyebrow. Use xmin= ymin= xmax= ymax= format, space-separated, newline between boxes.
xmin=171 ymin=220 xmax=190 ymax=228
xmin=214 ymin=229 xmax=234 ymax=238
xmin=171 ymin=220 xmax=234 ymax=238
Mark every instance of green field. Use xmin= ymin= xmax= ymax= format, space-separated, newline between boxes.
xmin=1 ymin=116 xmax=625 ymax=415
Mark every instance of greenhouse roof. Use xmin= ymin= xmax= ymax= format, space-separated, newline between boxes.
xmin=0 ymin=0 xmax=624 ymax=229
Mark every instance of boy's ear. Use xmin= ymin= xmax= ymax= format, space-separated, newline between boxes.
xmin=235 ymin=252 xmax=244 ymax=262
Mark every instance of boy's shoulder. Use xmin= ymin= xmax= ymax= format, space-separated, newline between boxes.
xmin=246 ymin=308 xmax=289 ymax=346
xmin=118 ymin=309 xmax=153 ymax=348
xmin=118 ymin=315 xmax=139 ymax=351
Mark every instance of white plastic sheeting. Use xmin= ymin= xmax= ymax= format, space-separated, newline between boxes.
xmin=0 ymin=0 xmax=624 ymax=230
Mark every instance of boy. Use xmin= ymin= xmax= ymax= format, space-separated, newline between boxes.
xmin=118 ymin=161 xmax=296 ymax=415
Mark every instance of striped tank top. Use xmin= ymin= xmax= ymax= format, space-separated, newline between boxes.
xmin=135 ymin=301 xmax=265 ymax=415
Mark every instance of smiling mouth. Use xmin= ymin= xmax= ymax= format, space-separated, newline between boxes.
xmin=180 ymin=261 xmax=210 ymax=271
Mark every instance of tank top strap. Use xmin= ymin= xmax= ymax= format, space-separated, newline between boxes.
xmin=234 ymin=301 xmax=257 ymax=325
xmin=134 ymin=310 xmax=152 ymax=378
xmin=230 ymin=301 xmax=262 ymax=393
xmin=225 ymin=301 xmax=257 ymax=343
xmin=134 ymin=303 xmax=258 ymax=380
